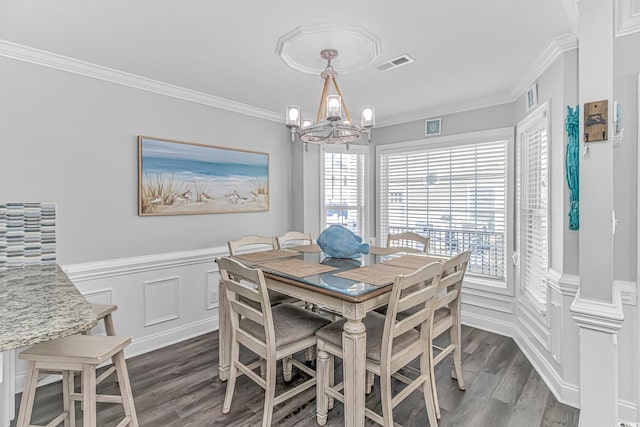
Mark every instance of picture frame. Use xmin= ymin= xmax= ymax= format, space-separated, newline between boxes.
xmin=425 ymin=118 xmax=442 ymax=136
xmin=526 ymin=83 xmax=538 ymax=111
xmin=138 ymin=136 xmax=269 ymax=216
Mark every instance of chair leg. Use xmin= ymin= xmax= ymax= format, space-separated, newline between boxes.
xmin=451 ymin=315 xmax=465 ymax=391
xmin=16 ymin=361 xmax=38 ymax=427
xmin=430 ymin=342 xmax=442 ymax=420
xmin=282 ymin=356 xmax=293 ymax=382
xmin=305 ymin=345 xmax=315 ymax=367
xmin=328 ymin=355 xmax=335 ymax=410
xmin=262 ymin=358 xmax=277 ymax=427
xmin=316 ymin=349 xmax=330 ymax=426
xmin=366 ymin=371 xmax=374 ymax=395
xmin=379 ymin=368 xmax=394 ymax=427
xmin=113 ymin=350 xmax=139 ymax=427
xmin=222 ymin=340 xmax=240 ymax=414
xmin=81 ymin=364 xmax=97 ymax=427
xmin=420 ymin=351 xmax=439 ymax=427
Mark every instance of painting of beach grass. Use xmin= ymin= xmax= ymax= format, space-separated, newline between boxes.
xmin=138 ymin=136 xmax=269 ymax=215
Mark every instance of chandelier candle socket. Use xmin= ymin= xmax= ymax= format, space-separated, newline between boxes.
xmin=286 ymin=49 xmax=375 ymax=150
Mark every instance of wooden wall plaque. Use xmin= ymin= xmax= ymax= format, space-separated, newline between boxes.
xmin=584 ymin=100 xmax=608 ymax=142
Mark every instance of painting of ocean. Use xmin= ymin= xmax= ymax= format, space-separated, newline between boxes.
xmin=138 ymin=136 xmax=269 ymax=215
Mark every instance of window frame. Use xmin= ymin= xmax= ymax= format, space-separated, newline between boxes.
xmin=515 ymin=102 xmax=550 ymax=316
xmin=320 ymin=144 xmax=370 ymax=240
xmin=376 ymin=128 xmax=515 ymax=296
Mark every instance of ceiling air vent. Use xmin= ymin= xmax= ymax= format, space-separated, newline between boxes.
xmin=377 ymin=54 xmax=414 ymax=72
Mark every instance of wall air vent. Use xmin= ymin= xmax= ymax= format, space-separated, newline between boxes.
xmin=376 ymin=54 xmax=414 ymax=71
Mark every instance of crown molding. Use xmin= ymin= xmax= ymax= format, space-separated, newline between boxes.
xmin=0 ymin=39 xmax=281 ymax=123
xmin=510 ymin=33 xmax=578 ymax=102
xmin=378 ymin=34 xmax=578 ymax=128
xmin=615 ymin=0 xmax=640 ymax=37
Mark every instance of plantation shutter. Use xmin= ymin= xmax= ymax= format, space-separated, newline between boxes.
xmin=323 ymin=150 xmax=365 ymax=236
xmin=516 ymin=108 xmax=549 ymax=308
xmin=379 ymin=140 xmax=507 ymax=279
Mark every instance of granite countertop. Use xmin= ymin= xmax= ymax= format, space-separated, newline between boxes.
xmin=0 ymin=265 xmax=97 ymax=351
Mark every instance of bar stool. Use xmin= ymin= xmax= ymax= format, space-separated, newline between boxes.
xmin=17 ymin=334 xmax=139 ymax=427
xmin=89 ymin=303 xmax=118 ymax=336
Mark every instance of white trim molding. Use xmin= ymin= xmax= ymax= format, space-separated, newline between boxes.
xmin=571 ymin=289 xmax=625 ymax=334
xmin=615 ymin=0 xmax=640 ymax=37
xmin=547 ymin=269 xmax=580 ymax=297
xmin=0 ymin=40 xmax=281 ymax=123
xmin=63 ymin=246 xmax=227 ymax=282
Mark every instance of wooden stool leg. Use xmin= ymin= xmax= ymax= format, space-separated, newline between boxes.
xmin=62 ymin=371 xmax=71 ymax=427
xmin=82 ymin=364 xmax=97 ymax=427
xmin=315 ymin=349 xmax=330 ymax=426
xmin=113 ymin=350 xmax=139 ymax=427
xmin=68 ymin=371 xmax=76 ymax=427
xmin=16 ymin=361 xmax=38 ymax=427
xmin=103 ymin=313 xmax=117 ymax=336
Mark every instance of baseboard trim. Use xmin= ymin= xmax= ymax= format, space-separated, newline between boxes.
xmin=514 ymin=325 xmax=580 ymax=408
xmin=461 ymin=310 xmax=516 ymax=338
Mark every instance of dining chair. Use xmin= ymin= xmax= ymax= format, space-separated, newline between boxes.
xmin=429 ymin=250 xmax=470 ymax=419
xmin=227 ymin=235 xmax=299 ymax=306
xmin=386 ymin=231 xmax=430 ymax=253
xmin=218 ymin=257 xmax=331 ymax=427
xmin=276 ymin=231 xmax=313 ymax=249
xmin=315 ymin=261 xmax=443 ymax=427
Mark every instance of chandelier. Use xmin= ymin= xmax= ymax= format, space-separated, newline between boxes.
xmin=285 ymin=49 xmax=375 ymax=150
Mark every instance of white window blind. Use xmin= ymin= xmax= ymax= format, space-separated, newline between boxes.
xmin=380 ymin=140 xmax=507 ymax=279
xmin=516 ymin=108 xmax=548 ymax=309
xmin=322 ymin=149 xmax=366 ymax=236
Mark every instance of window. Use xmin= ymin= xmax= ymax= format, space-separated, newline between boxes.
xmin=515 ymin=106 xmax=549 ymax=311
xmin=321 ymin=146 xmax=367 ymax=237
xmin=378 ymin=131 xmax=510 ymax=281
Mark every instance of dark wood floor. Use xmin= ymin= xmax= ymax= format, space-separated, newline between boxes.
xmin=11 ymin=325 xmax=579 ymax=426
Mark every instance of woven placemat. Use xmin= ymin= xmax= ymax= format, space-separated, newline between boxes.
xmin=233 ymin=249 xmax=299 ymax=263
xmin=289 ymin=244 xmax=322 ymax=253
xmin=258 ymin=258 xmax=338 ymax=277
xmin=333 ymin=263 xmax=415 ymax=287
xmin=382 ymin=255 xmax=445 ymax=270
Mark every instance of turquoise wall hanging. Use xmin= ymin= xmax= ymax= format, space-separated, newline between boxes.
xmin=565 ymin=105 xmax=579 ymax=230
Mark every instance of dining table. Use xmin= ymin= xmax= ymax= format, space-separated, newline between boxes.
xmin=217 ymin=245 xmax=445 ymax=427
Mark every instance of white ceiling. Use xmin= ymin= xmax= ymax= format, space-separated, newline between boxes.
xmin=0 ymin=0 xmax=574 ymax=126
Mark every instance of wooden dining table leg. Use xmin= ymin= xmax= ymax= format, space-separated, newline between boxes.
xmin=218 ymin=278 xmax=230 ymax=381
xmin=342 ymin=306 xmax=366 ymax=427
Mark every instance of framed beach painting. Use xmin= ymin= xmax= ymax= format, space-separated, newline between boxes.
xmin=138 ymin=136 xmax=269 ymax=215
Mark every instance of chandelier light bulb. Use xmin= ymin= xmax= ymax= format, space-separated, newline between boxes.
xmin=326 ymin=95 xmax=342 ymax=120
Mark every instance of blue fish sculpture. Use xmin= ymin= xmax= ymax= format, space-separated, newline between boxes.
xmin=316 ymin=225 xmax=370 ymax=258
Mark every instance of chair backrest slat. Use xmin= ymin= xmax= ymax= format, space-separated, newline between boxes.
xmin=437 ymin=251 xmax=470 ymax=302
xmin=228 ymin=235 xmax=276 ymax=256
xmin=381 ymin=261 xmax=442 ymax=365
xmin=276 ymin=231 xmax=313 ymax=249
xmin=229 ymin=299 xmax=265 ymax=325
xmin=386 ymin=232 xmax=430 ymax=253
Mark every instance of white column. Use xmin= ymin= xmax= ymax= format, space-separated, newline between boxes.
xmin=571 ymin=1 xmax=625 ymax=426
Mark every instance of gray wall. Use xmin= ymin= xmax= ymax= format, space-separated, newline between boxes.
xmin=614 ymin=31 xmax=639 ymax=282
xmin=0 ymin=57 xmax=292 ymax=265
xmin=374 ymin=103 xmax=516 ymax=145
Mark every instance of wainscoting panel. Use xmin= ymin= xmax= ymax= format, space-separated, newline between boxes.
xmin=143 ymin=276 xmax=181 ymax=327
